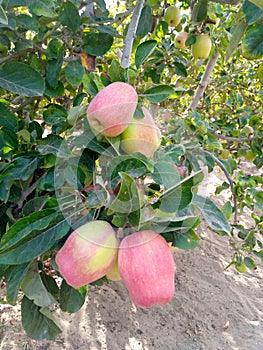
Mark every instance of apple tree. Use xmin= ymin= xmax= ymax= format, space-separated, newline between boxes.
xmin=0 ymin=0 xmax=262 ymax=340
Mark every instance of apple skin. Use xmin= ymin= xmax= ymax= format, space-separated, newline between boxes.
xmin=118 ymin=230 xmax=176 ymax=308
xmin=175 ymin=32 xmax=188 ymax=50
xmin=191 ymin=34 xmax=212 ymax=59
xmin=55 ymin=221 xmax=119 ymax=288
xmin=106 ymin=257 xmax=121 ymax=281
xmin=120 ymin=107 xmax=161 ymax=158
xmin=87 ymin=82 xmax=138 ymax=137
xmin=164 ymin=6 xmax=181 ymax=27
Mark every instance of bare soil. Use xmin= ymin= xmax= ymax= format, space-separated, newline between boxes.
xmin=0 ymin=166 xmax=262 ymax=350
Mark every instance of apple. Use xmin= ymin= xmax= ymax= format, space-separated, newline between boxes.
xmin=120 ymin=107 xmax=161 ymax=158
xmin=164 ymin=6 xmax=181 ymax=27
xmin=118 ymin=230 xmax=175 ymax=308
xmin=175 ymin=32 xmax=188 ymax=50
xmin=106 ymin=257 xmax=121 ymax=281
xmin=86 ymin=82 xmax=138 ymax=137
xmin=191 ymin=34 xmax=212 ymax=60
xmin=55 ymin=220 xmax=119 ymax=288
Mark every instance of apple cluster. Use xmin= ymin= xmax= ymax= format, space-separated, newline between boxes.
xmin=86 ymin=81 xmax=161 ymax=158
xmin=56 ymin=221 xmax=176 ymax=308
xmin=164 ymin=5 xmax=212 ymax=60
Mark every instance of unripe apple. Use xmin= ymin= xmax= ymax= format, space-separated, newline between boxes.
xmin=164 ymin=6 xmax=181 ymax=27
xmin=86 ymin=82 xmax=138 ymax=137
xmin=56 ymin=221 xmax=119 ymax=288
xmin=175 ymin=32 xmax=188 ymax=50
xmin=118 ymin=230 xmax=175 ymax=308
xmin=120 ymin=107 xmax=161 ymax=158
xmin=191 ymin=34 xmax=212 ymax=59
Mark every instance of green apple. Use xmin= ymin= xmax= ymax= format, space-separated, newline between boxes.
xmin=175 ymin=32 xmax=188 ymax=50
xmin=120 ymin=107 xmax=161 ymax=158
xmin=191 ymin=34 xmax=212 ymax=60
xmin=164 ymin=6 xmax=181 ymax=27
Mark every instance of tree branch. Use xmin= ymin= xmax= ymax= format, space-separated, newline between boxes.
xmin=212 ymin=132 xmax=260 ymax=143
xmin=121 ymin=0 xmax=145 ymax=69
xmin=188 ymin=50 xmax=220 ymax=112
xmin=203 ymin=149 xmax=238 ymax=225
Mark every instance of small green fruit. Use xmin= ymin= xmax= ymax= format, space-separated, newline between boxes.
xmin=244 ymin=150 xmax=256 ymax=161
xmin=235 ymin=262 xmax=247 ymax=273
xmin=220 ymin=149 xmax=230 ymax=160
xmin=164 ymin=6 xmax=181 ymax=27
xmin=191 ymin=34 xmax=212 ymax=59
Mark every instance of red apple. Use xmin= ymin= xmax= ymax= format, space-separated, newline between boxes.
xmin=118 ymin=230 xmax=175 ymax=308
xmin=56 ymin=220 xmax=119 ymax=288
xmin=175 ymin=32 xmax=188 ymax=50
xmin=87 ymin=82 xmax=138 ymax=137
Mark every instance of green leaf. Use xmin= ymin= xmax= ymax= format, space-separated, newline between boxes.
xmin=243 ymin=0 xmax=263 ymax=24
xmin=107 ymin=155 xmax=149 ymax=190
xmin=37 ymin=134 xmax=71 ymax=158
xmin=0 ymin=209 xmax=57 ymax=251
xmin=192 ymin=194 xmax=232 ymax=235
xmin=59 ymin=280 xmax=87 ymax=313
xmin=244 ymin=256 xmax=257 ymax=269
xmin=6 ymin=263 xmax=30 ymax=305
xmin=46 ymin=47 xmax=64 ymax=89
xmin=0 ymin=218 xmax=71 ymax=265
xmin=0 ymin=62 xmax=45 ymax=96
xmin=21 ymin=260 xmax=56 ymax=307
xmin=174 ymin=229 xmax=200 ymax=250
xmin=21 ymin=296 xmax=62 ymax=340
xmin=143 ymin=85 xmax=175 ymax=103
xmin=248 ymin=0 xmax=263 ymax=10
xmin=0 ymin=156 xmax=38 ymax=201
xmin=0 ymin=103 xmax=17 ymax=131
xmin=152 ymin=161 xmax=181 ymax=188
xmin=65 ymin=61 xmax=85 ymax=86
xmin=242 ymin=23 xmax=263 ymax=59
xmin=108 ymin=172 xmax=141 ymax=229
xmin=0 ymin=4 xmax=8 ymax=25
xmin=174 ymin=61 xmax=188 ymax=77
xmin=60 ymin=1 xmax=81 ymax=32
xmin=27 ymin=0 xmax=57 ymax=17
xmin=226 ymin=18 xmax=248 ymax=62
xmin=136 ymin=5 xmax=153 ymax=38
xmin=158 ymin=171 xmax=203 ymax=213
xmin=145 ymin=212 xmax=201 ymax=234
xmin=83 ymin=33 xmax=114 ymax=56
xmin=135 ymin=40 xmax=157 ymax=69
xmin=192 ymin=0 xmax=208 ymax=24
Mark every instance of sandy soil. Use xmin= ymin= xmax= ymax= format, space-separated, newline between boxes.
xmin=0 ymin=166 xmax=262 ymax=350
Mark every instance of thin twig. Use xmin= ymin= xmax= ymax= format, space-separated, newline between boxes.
xmin=17 ymin=173 xmax=47 ymax=210
xmin=202 ymin=149 xmax=238 ymax=225
xmin=121 ymin=0 xmax=145 ymax=69
xmin=212 ymin=132 xmax=260 ymax=143
xmin=188 ymin=50 xmax=220 ymax=112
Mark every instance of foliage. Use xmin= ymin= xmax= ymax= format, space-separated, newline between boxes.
xmin=0 ymin=0 xmax=262 ymax=340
